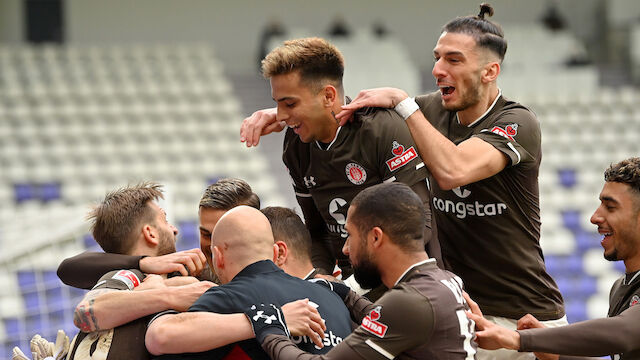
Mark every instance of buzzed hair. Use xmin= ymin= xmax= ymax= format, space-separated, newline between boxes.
xmin=261 ymin=37 xmax=344 ymax=95
xmin=349 ymin=183 xmax=425 ymax=252
xmin=199 ymin=178 xmax=260 ymax=211
xmin=89 ymin=182 xmax=163 ymax=255
xmin=261 ymin=206 xmax=312 ymax=262
xmin=442 ymin=3 xmax=507 ymax=62
xmin=605 ymin=157 xmax=640 ymax=209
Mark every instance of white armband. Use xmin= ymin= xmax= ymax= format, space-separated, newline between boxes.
xmin=394 ymin=97 xmax=419 ymax=120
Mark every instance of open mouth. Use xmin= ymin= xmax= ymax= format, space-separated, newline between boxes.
xmin=440 ymin=86 xmax=455 ymax=96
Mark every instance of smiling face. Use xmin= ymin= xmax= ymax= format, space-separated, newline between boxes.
xmin=590 ymin=182 xmax=640 ymax=269
xmin=432 ymin=32 xmax=489 ymax=112
xmin=270 ymin=71 xmax=337 ymax=143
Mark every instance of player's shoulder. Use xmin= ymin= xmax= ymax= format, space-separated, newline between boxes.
xmin=495 ymin=95 xmax=538 ymax=124
xmin=353 ymin=106 xmax=406 ymax=136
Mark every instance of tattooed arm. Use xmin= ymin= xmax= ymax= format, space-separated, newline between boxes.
xmin=73 ymin=270 xmax=214 ymax=332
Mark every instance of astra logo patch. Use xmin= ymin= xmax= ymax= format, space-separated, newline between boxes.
xmin=386 ymin=141 xmax=417 ymax=171
xmin=361 ymin=306 xmax=388 ymax=338
xmin=345 ymin=162 xmax=367 ymax=185
xmin=631 ymin=295 xmax=639 ymax=307
xmin=112 ymin=270 xmax=140 ymax=290
xmin=486 ymin=123 xmax=518 ymax=141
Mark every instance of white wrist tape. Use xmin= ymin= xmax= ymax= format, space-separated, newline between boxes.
xmin=394 ymin=97 xmax=419 ymax=120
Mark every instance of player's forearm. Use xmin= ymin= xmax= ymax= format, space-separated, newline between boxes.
xmin=75 ymin=288 xmax=179 ymax=332
xmin=519 ymin=306 xmax=640 ymax=356
xmin=145 ymin=312 xmax=253 ymax=355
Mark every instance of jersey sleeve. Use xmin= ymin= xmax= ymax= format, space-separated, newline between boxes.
xmin=472 ymin=106 xmax=540 ymax=168
xmin=518 ymin=304 xmax=640 ymax=357
xmin=361 ymin=108 xmax=428 ymax=185
xmin=342 ymin=286 xmax=435 ymax=359
xmin=57 ymin=251 xmax=144 ymax=289
xmin=92 ymin=269 xmax=145 ymax=291
xmin=187 ymin=286 xmax=233 ymax=313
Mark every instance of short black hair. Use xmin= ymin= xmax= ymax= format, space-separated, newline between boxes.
xmin=349 ymin=183 xmax=425 ymax=252
xmin=261 ymin=206 xmax=312 ymax=262
xmin=199 ymin=178 xmax=260 ymax=211
xmin=442 ymin=3 xmax=507 ymax=62
xmin=604 ymin=157 xmax=640 ymax=208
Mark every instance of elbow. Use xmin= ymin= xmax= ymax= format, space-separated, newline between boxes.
xmin=145 ymin=322 xmax=172 ymax=355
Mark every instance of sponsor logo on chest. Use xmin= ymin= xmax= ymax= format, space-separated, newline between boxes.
xmin=385 ymin=141 xmax=418 ymax=171
xmin=360 ymin=306 xmax=388 ymax=338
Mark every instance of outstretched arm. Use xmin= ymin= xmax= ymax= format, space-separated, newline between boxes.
xmin=336 ymin=88 xmax=508 ymax=190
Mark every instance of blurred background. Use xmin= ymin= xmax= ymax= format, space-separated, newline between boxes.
xmin=0 ymin=0 xmax=639 ymax=356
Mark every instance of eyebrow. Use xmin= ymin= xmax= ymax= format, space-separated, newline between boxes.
xmin=434 ymin=50 xmax=465 ymax=57
xmin=274 ymin=96 xmax=296 ymax=102
xmin=199 ymin=226 xmax=211 ymax=233
xmin=600 ymin=196 xmax=619 ymax=204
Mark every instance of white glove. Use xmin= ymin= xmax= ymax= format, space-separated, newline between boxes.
xmin=12 ymin=330 xmax=69 ymax=360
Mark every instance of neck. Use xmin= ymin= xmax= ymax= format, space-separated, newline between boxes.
xmin=283 ymin=260 xmax=315 ymax=279
xmin=380 ymin=251 xmax=429 ymax=288
xmin=457 ymin=86 xmax=499 ymax=126
xmin=624 ymin=257 xmax=640 ymax=274
xmin=318 ymin=99 xmax=344 ymax=143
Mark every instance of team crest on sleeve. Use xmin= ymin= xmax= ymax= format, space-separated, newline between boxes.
xmin=486 ymin=123 xmax=518 ymax=141
xmin=361 ymin=306 xmax=388 ymax=338
xmin=112 ymin=270 xmax=140 ymax=290
xmin=385 ymin=141 xmax=418 ymax=171
xmin=631 ymin=295 xmax=639 ymax=307
xmin=345 ymin=163 xmax=367 ymax=185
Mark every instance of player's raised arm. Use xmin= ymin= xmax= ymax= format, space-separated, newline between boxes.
xmin=240 ymin=107 xmax=285 ymax=147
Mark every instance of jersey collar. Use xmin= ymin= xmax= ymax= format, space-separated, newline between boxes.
xmin=393 ymin=258 xmax=436 ymax=287
xmin=314 ymin=125 xmax=342 ymax=150
xmin=456 ymin=88 xmax=502 ymax=127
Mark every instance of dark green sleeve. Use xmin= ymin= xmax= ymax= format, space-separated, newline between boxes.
xmin=57 ymin=251 xmax=144 ymax=289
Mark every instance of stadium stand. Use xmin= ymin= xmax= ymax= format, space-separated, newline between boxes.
xmin=0 ymin=19 xmax=638 ymax=356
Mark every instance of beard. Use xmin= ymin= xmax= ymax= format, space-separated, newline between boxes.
xmin=157 ymin=231 xmax=177 ymax=256
xmin=353 ymin=256 xmax=382 ymax=290
xmin=604 ymin=249 xmax=619 ymax=262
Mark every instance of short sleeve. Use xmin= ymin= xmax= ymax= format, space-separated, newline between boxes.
xmin=92 ymin=269 xmax=144 ymax=291
xmin=188 ymin=286 xmax=233 ymax=313
xmin=473 ymin=107 xmax=540 ymax=168
xmin=361 ymin=109 xmax=428 ymax=185
xmin=342 ymin=287 xmax=434 ymax=359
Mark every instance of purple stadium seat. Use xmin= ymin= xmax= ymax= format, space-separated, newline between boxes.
xmin=17 ymin=271 xmax=37 ymax=292
xmin=39 ymin=182 xmax=62 ymax=202
xmin=574 ymin=230 xmax=602 ymax=251
xmin=14 ymin=183 xmax=36 ymax=203
xmin=561 ymin=209 xmax=582 ymax=231
xmin=177 ymin=220 xmax=198 ymax=251
xmin=557 ymin=168 xmax=577 ymax=188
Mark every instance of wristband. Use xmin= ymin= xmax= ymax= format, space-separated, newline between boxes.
xmin=394 ymin=97 xmax=419 ymax=120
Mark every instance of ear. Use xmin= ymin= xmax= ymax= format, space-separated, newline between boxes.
xmin=322 ymin=84 xmax=338 ymax=107
xmin=274 ymin=241 xmax=288 ymax=266
xmin=369 ymin=227 xmax=384 ymax=249
xmin=481 ymin=61 xmax=500 ymax=83
xmin=213 ymin=245 xmax=224 ymax=270
xmin=142 ymin=224 xmax=159 ymax=247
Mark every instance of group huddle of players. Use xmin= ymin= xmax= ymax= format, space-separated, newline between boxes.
xmin=12 ymin=3 xmax=640 ymax=360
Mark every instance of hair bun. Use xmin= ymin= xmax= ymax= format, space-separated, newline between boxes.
xmin=478 ymin=3 xmax=494 ymax=19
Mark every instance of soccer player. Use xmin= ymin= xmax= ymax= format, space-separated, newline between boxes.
xmin=262 ymin=206 xmax=319 ymax=280
xmin=147 ymin=206 xmax=352 ymax=359
xmin=247 ymin=182 xmax=477 ymax=359
xmin=67 ymin=182 xmax=215 ymax=360
xmin=241 ymin=37 xmax=441 ymax=283
xmin=241 ymin=5 xmax=566 ymax=359
xmin=467 ymin=157 xmax=640 ymax=360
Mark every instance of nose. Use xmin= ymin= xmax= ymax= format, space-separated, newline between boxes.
xmin=342 ymin=239 xmax=350 ymax=256
xmin=590 ymin=207 xmax=603 ymax=225
xmin=171 ymin=224 xmax=179 ymax=236
xmin=276 ymin=106 xmax=290 ymax=124
xmin=432 ymin=59 xmax=445 ymax=79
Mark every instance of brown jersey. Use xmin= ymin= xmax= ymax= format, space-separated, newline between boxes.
xmin=416 ymin=91 xmax=564 ymax=321
xmin=283 ymin=107 xmax=440 ymax=275
xmin=262 ymin=259 xmax=477 ymax=359
xmin=67 ymin=269 xmax=151 ymax=360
